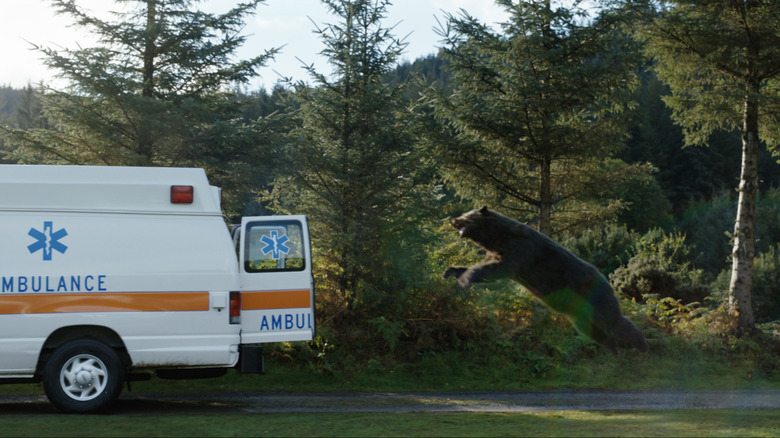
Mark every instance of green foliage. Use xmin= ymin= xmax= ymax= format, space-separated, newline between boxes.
xmin=0 ymin=0 xmax=277 ymax=215
xmin=640 ymin=294 xmax=709 ymax=329
xmin=622 ymin=70 xmax=780 ymax=210
xmin=561 ymin=223 xmax=639 ymax=276
xmin=263 ymin=1 xmax=473 ymax=373
xmin=610 ymin=229 xmax=711 ymax=303
xmin=674 ymin=189 xmax=780 ymax=275
xmin=10 ymin=84 xmax=49 ymax=132
xmin=2 ymin=0 xmax=780 ymax=378
xmin=427 ymin=1 xmax=643 ymax=234
xmin=612 ymin=163 xmax=672 ymax=232
xmin=269 ymin=0 xmax=436 ymax=311
xmin=713 ymin=244 xmax=780 ymax=324
xmin=673 ymin=192 xmax=737 ymax=274
xmin=751 ymin=246 xmax=780 ymax=323
xmin=369 ymin=317 xmax=407 ymax=352
xmin=636 ymin=0 xmax=780 ymax=150
xmin=634 ymin=0 xmax=780 ymax=330
xmin=756 ymin=190 xmax=780 ymax=252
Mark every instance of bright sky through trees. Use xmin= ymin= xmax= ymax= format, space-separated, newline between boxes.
xmin=0 ymin=0 xmax=510 ymax=90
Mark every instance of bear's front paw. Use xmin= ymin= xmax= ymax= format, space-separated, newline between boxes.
xmin=456 ymin=275 xmax=472 ymax=288
xmin=442 ymin=266 xmax=467 ymax=279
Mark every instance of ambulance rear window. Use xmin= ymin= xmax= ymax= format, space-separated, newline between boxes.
xmin=244 ymin=221 xmax=306 ymax=272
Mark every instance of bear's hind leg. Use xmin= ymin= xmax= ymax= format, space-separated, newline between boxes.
xmin=571 ymin=318 xmax=619 ymax=354
xmin=612 ymin=316 xmax=649 ymax=353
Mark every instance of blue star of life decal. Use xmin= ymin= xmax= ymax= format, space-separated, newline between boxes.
xmin=260 ymin=230 xmax=290 ymax=260
xmin=28 ymin=221 xmax=68 ymax=261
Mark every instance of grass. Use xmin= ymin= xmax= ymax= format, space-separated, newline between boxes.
xmin=125 ymin=338 xmax=779 ymax=393
xmin=1 ymin=410 xmax=780 ymax=437
xmin=2 ymin=335 xmax=778 ymax=397
xmin=2 ymin=334 xmax=780 ymax=437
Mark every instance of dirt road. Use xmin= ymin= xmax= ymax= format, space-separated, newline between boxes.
xmin=3 ymin=390 xmax=780 ymax=414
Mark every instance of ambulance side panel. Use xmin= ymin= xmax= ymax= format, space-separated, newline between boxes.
xmin=0 ymin=211 xmax=241 ymax=377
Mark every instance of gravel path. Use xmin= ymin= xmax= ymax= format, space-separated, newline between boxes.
xmin=4 ymin=390 xmax=780 ymax=414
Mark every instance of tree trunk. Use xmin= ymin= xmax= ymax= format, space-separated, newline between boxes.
xmin=137 ymin=0 xmax=157 ymax=164
xmin=535 ymin=153 xmax=553 ymax=322
xmin=728 ymin=87 xmax=759 ymax=332
xmin=538 ymin=156 xmax=552 ymax=236
xmin=537 ymin=0 xmax=553 ymax=237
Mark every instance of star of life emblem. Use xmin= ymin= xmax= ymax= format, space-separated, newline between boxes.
xmin=28 ymin=221 xmax=68 ymax=261
xmin=260 ymin=230 xmax=290 ymax=260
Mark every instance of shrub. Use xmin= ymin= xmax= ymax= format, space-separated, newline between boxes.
xmin=750 ymin=245 xmax=780 ymax=323
xmin=561 ymin=223 xmax=638 ymax=276
xmin=292 ymin=220 xmax=531 ymax=369
xmin=610 ymin=229 xmax=711 ymax=303
xmin=713 ymin=244 xmax=780 ymax=323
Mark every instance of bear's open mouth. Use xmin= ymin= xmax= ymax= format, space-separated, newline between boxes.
xmin=451 ymin=218 xmax=467 ymax=237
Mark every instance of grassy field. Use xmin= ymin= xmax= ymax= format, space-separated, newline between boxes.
xmin=1 ymin=410 xmax=780 ymax=437
xmin=2 ymin=335 xmax=780 ymax=437
xmin=131 ymin=344 xmax=780 ymax=393
xmin=1 ymin=340 xmax=778 ymax=396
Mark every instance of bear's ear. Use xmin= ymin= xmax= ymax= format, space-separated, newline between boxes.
xmin=479 ymin=206 xmax=489 ymax=214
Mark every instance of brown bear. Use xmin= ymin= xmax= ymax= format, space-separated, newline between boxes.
xmin=443 ymin=206 xmax=648 ymax=354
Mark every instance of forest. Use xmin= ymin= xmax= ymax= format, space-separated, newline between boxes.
xmin=3 ymin=0 xmax=780 ymax=378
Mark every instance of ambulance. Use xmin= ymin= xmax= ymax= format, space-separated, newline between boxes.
xmin=0 ymin=165 xmax=314 ymax=413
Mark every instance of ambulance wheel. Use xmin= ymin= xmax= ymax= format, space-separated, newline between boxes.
xmin=42 ymin=339 xmax=126 ymax=413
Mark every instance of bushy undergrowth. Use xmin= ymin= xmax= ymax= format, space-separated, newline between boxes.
xmin=272 ymin=288 xmax=780 ymax=388
xmin=561 ymin=223 xmax=638 ymax=275
xmin=609 ymin=229 xmax=711 ymax=303
xmin=268 ymin=200 xmax=780 ymax=387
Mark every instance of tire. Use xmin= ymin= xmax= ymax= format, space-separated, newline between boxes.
xmin=42 ymin=339 xmax=126 ymax=413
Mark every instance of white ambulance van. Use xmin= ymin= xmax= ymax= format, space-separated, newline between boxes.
xmin=0 ymin=165 xmax=314 ymax=413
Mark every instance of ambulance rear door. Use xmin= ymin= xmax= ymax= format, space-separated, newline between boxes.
xmin=237 ymin=215 xmax=314 ymax=344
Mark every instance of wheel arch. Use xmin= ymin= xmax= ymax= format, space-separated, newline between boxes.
xmin=36 ymin=325 xmax=131 ymax=376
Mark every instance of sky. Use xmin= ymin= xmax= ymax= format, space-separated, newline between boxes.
xmin=0 ymin=0 xmax=511 ymax=91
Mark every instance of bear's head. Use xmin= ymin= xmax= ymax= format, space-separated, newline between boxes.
xmin=451 ymin=206 xmax=505 ymax=245
xmin=451 ymin=206 xmax=487 ymax=238
xmin=451 ymin=206 xmax=531 ymax=250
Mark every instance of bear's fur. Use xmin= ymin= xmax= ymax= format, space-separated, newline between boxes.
xmin=443 ymin=206 xmax=648 ymax=354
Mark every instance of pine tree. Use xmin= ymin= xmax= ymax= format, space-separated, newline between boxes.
xmin=1 ymin=0 xmax=277 ymax=212
xmin=634 ymin=0 xmax=780 ymax=331
xmin=270 ymin=0 xmax=432 ymax=308
xmin=427 ymin=0 xmax=644 ymax=235
xmin=12 ymin=84 xmax=49 ymax=131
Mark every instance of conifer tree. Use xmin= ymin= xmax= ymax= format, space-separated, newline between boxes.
xmin=271 ymin=0 xmax=432 ymax=308
xmin=13 ymin=84 xmax=49 ymax=131
xmin=1 ymin=0 xmax=277 ymax=211
xmin=427 ymin=0 xmax=644 ymax=235
xmin=634 ymin=0 xmax=780 ymax=331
